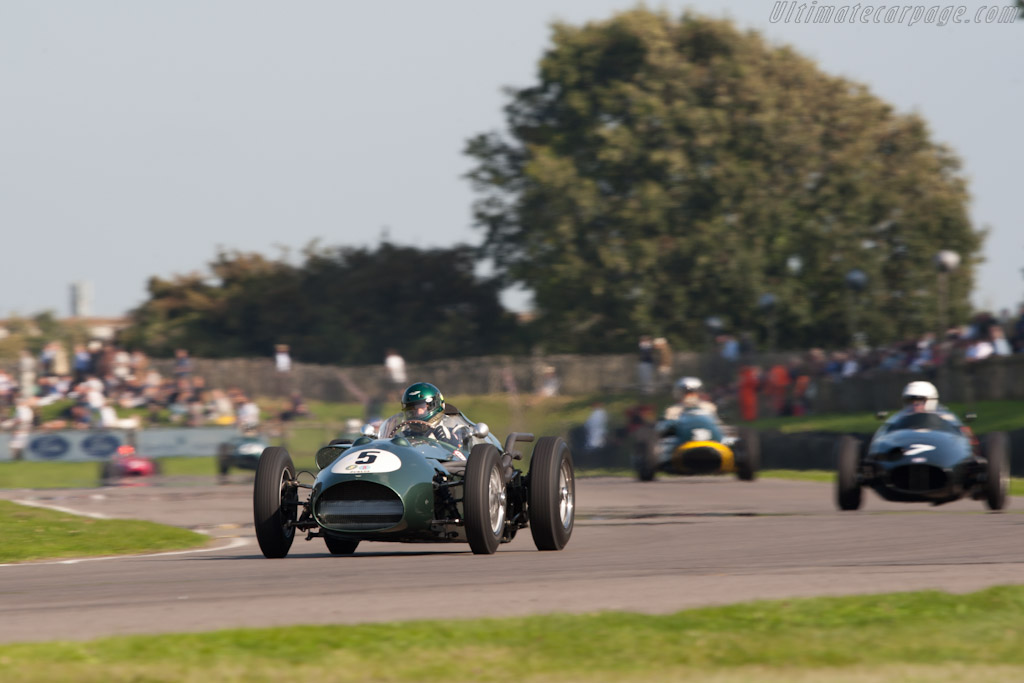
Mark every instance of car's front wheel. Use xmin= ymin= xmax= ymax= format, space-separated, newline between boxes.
xmin=217 ymin=443 xmax=231 ymax=477
xmin=253 ymin=447 xmax=298 ymax=558
xmin=633 ymin=425 xmax=658 ymax=482
xmin=735 ymin=428 xmax=760 ymax=481
xmin=99 ymin=461 xmax=114 ymax=486
xmin=835 ymin=435 xmax=863 ymax=511
xmin=529 ymin=436 xmax=575 ymax=551
xmin=464 ymin=444 xmax=505 ymax=555
xmin=983 ymin=431 xmax=1009 ymax=511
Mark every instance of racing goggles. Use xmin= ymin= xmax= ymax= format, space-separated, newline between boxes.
xmin=404 ymin=399 xmax=434 ymax=416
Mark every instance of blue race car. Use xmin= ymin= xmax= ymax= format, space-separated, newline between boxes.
xmin=633 ymin=409 xmax=759 ymax=482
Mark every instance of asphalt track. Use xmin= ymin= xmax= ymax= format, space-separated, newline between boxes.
xmin=1 ymin=475 xmax=1022 ymax=644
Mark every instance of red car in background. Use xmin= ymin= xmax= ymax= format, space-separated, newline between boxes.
xmin=99 ymin=444 xmax=162 ymax=484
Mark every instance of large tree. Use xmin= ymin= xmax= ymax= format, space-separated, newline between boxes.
xmin=120 ymin=243 xmax=522 ymax=364
xmin=465 ymin=9 xmax=983 ymax=351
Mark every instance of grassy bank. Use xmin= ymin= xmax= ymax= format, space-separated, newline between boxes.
xmin=0 ymin=499 xmax=208 ymax=563
xmin=0 ymin=587 xmax=1021 ymax=681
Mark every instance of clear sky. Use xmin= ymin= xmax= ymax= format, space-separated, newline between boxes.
xmin=1 ymin=2 xmax=1020 ymax=318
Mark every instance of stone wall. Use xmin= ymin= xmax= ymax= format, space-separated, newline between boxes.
xmin=145 ymin=350 xmax=796 ymax=403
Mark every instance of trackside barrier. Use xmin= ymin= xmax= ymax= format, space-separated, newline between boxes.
xmin=0 ymin=427 xmax=239 ymax=462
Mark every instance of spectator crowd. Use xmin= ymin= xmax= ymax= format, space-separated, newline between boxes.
xmin=0 ymin=341 xmax=280 ymax=441
xmin=716 ymin=307 xmax=1024 ymax=421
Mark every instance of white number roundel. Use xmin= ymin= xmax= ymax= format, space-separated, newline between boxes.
xmin=330 ymin=449 xmax=402 ymax=474
xmin=691 ymin=428 xmax=713 ymax=441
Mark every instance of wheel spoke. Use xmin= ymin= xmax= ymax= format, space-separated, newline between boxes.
xmin=558 ymin=460 xmax=574 ymax=528
xmin=279 ymin=469 xmax=296 ymax=538
xmin=488 ymin=465 xmax=505 ymax=534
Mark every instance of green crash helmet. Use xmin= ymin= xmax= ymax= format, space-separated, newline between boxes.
xmin=402 ymin=382 xmax=445 ymax=423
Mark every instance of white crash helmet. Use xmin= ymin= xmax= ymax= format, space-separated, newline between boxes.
xmin=677 ymin=376 xmax=703 ymax=393
xmin=675 ymin=377 xmax=703 ymax=406
xmin=671 ymin=374 xmax=704 ymax=395
xmin=902 ymin=381 xmax=938 ymax=411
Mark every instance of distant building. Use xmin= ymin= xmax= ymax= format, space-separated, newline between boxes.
xmin=70 ymin=281 xmax=94 ymax=318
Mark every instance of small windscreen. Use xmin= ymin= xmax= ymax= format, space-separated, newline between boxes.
xmin=885 ymin=412 xmax=960 ymax=434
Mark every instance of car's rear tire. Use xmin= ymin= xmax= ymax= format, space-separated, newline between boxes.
xmin=633 ymin=425 xmax=658 ymax=482
xmin=983 ymin=431 xmax=1009 ymax=511
xmin=464 ymin=444 xmax=505 ymax=555
xmin=836 ymin=435 xmax=862 ymax=511
xmin=735 ymin=428 xmax=760 ymax=481
xmin=253 ymin=446 xmax=298 ymax=558
xmin=324 ymin=535 xmax=359 ymax=555
xmin=529 ymin=436 xmax=575 ymax=551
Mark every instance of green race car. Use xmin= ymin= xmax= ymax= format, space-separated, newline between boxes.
xmin=252 ymin=414 xmax=575 ymax=557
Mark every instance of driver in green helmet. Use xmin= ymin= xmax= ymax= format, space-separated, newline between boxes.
xmin=381 ymin=382 xmax=473 ymax=457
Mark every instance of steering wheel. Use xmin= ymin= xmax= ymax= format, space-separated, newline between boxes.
xmin=394 ymin=419 xmax=433 ymax=437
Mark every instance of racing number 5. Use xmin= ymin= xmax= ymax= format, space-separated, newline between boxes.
xmin=354 ymin=451 xmax=378 ymax=465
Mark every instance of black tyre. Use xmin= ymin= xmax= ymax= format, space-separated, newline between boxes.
xmin=464 ymin=444 xmax=505 ymax=555
xmin=99 ymin=461 xmax=113 ymax=485
xmin=835 ymin=435 xmax=862 ymax=511
xmin=983 ymin=431 xmax=1009 ymax=511
xmin=633 ymin=426 xmax=658 ymax=482
xmin=217 ymin=444 xmax=231 ymax=477
xmin=735 ymin=428 xmax=760 ymax=482
xmin=324 ymin=535 xmax=360 ymax=555
xmin=253 ymin=446 xmax=298 ymax=558
xmin=529 ymin=436 xmax=575 ymax=551
xmin=151 ymin=460 xmax=163 ymax=477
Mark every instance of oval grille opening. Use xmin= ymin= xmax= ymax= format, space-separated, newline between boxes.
xmin=317 ymin=481 xmax=404 ymax=530
xmin=890 ymin=464 xmax=947 ymax=492
xmin=673 ymin=446 xmax=722 ymax=474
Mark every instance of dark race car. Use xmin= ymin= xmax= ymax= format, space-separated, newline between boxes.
xmin=216 ymin=430 xmax=270 ymax=480
xmin=835 ymin=409 xmax=1009 ymax=511
xmin=252 ymin=417 xmax=575 ymax=558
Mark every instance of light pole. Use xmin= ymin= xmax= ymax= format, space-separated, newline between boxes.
xmin=934 ymin=250 xmax=960 ymax=337
xmin=758 ymin=292 xmax=778 ymax=352
xmin=844 ymin=268 xmax=868 ymax=347
xmin=704 ymin=316 xmax=724 ymax=338
xmin=703 ymin=316 xmax=725 ymax=384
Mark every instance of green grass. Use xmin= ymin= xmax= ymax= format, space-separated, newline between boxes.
xmin=0 ymin=459 xmax=111 ymax=489
xmin=0 ymin=500 xmax=208 ymax=563
xmin=748 ymin=400 xmax=1024 ymax=435
xmin=0 ymin=586 xmax=1022 ymax=681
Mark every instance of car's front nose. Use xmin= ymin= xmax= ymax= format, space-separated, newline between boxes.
xmin=868 ymin=431 xmax=972 ymax=498
xmin=315 ymin=480 xmax=404 ymax=530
